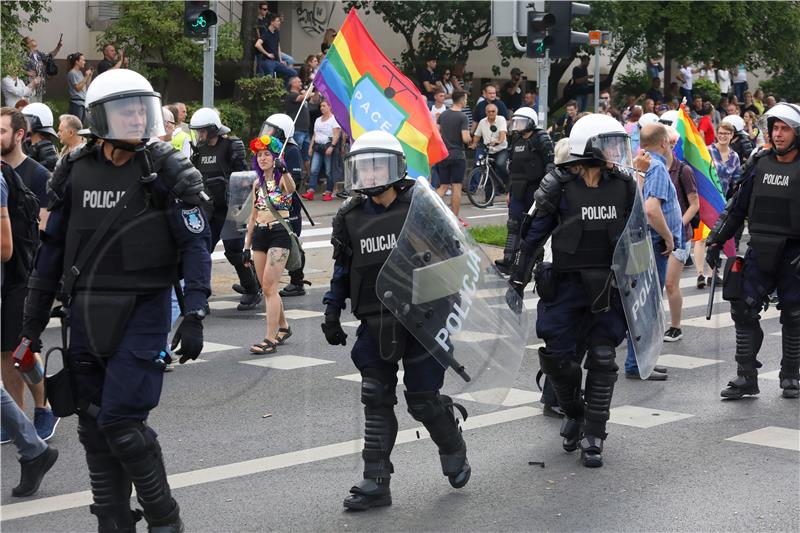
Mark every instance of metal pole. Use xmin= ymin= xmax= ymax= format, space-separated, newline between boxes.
xmin=538 ymin=49 xmax=549 ymax=128
xmin=594 ymin=44 xmax=600 ymax=113
xmin=202 ymin=1 xmax=217 ymax=108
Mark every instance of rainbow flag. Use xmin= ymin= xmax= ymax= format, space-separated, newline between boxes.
xmin=674 ymin=105 xmax=736 ymax=257
xmin=313 ymin=10 xmax=448 ymax=179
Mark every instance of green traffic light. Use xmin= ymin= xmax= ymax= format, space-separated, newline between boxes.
xmin=536 ymin=42 xmax=544 ymax=53
xmin=192 ymin=15 xmax=207 ymax=30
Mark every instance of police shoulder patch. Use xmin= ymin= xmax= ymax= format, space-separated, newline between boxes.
xmin=181 ymin=207 xmax=205 ymax=234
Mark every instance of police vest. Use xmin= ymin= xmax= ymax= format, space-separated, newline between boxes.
xmin=747 ymin=153 xmax=800 ymax=239
xmin=551 ymin=174 xmax=630 ymax=272
xmin=63 ymin=152 xmax=179 ymax=292
xmin=344 ymin=199 xmax=410 ymax=319
xmin=193 ymin=138 xmax=232 ymax=208
xmin=508 ymin=132 xmax=548 ymax=201
xmin=31 ymin=139 xmax=58 ymax=172
xmin=171 ymin=130 xmax=190 ymax=152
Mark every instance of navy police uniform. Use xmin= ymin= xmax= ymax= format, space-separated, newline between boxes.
xmin=708 ymin=148 xmax=800 ymax=398
xmin=510 ymin=165 xmax=635 ymax=464
xmin=498 ymin=128 xmax=554 ymax=270
xmin=323 ymin=187 xmax=470 ymax=508
xmin=281 ymin=139 xmax=310 ymax=294
xmin=26 ymin=138 xmax=59 ymax=172
xmin=21 ymin=141 xmax=211 ymax=530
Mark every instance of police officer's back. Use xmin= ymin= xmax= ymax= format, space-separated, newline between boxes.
xmin=21 ymin=103 xmax=59 ymax=172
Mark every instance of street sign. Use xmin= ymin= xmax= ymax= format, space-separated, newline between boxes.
xmin=589 ymin=30 xmax=601 ymax=46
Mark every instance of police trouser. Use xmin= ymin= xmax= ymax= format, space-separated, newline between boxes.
xmin=287 ymin=203 xmax=305 ymax=284
xmin=501 ymin=184 xmax=536 ymax=264
xmin=207 ymin=204 xmax=258 ymax=295
xmin=536 ymin=275 xmax=627 ymax=439
xmin=351 ymin=322 xmax=465 ymax=478
xmin=726 ymin=241 xmax=800 ymax=380
xmin=69 ymin=298 xmax=179 ymax=530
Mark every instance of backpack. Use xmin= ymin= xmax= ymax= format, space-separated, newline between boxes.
xmin=1 ymin=163 xmax=40 ymax=285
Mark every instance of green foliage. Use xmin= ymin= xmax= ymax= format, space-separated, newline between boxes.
xmin=233 ymin=76 xmax=286 ymax=139
xmin=692 ymin=79 xmax=721 ymax=105
xmin=611 ymin=69 xmax=650 ymax=107
xmin=97 ymin=1 xmax=241 ymax=97
xmin=468 ymin=225 xmax=507 ymax=247
xmin=0 ymin=1 xmax=52 ymax=77
xmin=758 ymin=65 xmax=800 ymax=103
xmin=344 ymin=1 xmax=492 ymax=75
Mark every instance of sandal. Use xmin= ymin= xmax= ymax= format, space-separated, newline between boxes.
xmin=276 ymin=327 xmax=292 ymax=345
xmin=250 ymin=338 xmax=278 ymax=355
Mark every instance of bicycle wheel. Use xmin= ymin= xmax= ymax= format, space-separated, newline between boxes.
xmin=466 ymin=167 xmax=495 ymax=208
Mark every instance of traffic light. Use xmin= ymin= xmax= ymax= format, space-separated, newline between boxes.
xmin=184 ymin=0 xmax=218 ymax=39
xmin=526 ymin=11 xmax=555 ymax=58
xmin=548 ymin=1 xmax=591 ymax=59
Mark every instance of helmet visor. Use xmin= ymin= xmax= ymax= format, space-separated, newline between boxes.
xmin=510 ymin=116 xmax=535 ymax=132
xmin=759 ymin=105 xmax=800 ymax=139
xmin=88 ymin=95 xmax=165 ymax=140
xmin=345 ymin=152 xmax=403 ymax=192
xmin=591 ymin=133 xmax=633 ymax=169
xmin=259 ymin=121 xmax=280 ymax=139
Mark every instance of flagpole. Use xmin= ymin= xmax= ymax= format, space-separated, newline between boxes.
xmin=278 ymin=80 xmax=315 ymax=159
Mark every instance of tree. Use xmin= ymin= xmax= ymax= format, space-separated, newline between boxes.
xmin=97 ymin=0 xmax=241 ymax=100
xmin=343 ymin=1 xmax=492 ymax=75
xmin=0 ymin=1 xmax=52 ymax=78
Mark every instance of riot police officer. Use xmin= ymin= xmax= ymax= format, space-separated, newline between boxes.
xmin=508 ymin=114 xmax=637 ymax=467
xmin=322 ymin=130 xmax=471 ymax=510
xmin=17 ymin=69 xmax=210 ymax=532
xmin=259 ymin=113 xmax=311 ymax=297
xmin=495 ymin=106 xmax=554 ymax=274
xmin=707 ymin=103 xmax=800 ymax=400
xmin=21 ymin=102 xmax=59 ymax=172
xmin=190 ymin=107 xmax=260 ymax=310
xmin=722 ymin=114 xmax=757 ymax=167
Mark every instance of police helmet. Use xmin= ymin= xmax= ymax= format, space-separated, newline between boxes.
xmin=85 ymin=69 xmax=165 ymax=141
xmin=638 ymin=112 xmax=660 ymax=128
xmin=189 ymin=107 xmax=230 ymax=137
xmin=259 ymin=113 xmax=295 ymax=142
xmin=21 ymin=102 xmax=57 ymax=136
xmin=344 ymin=131 xmax=407 ymax=196
xmin=721 ymin=114 xmax=745 ymax=133
xmin=509 ymin=106 xmax=539 ymax=132
xmin=563 ymin=114 xmax=632 ymax=168
xmin=760 ymin=102 xmax=800 ymax=155
xmin=658 ymin=110 xmax=679 ymax=127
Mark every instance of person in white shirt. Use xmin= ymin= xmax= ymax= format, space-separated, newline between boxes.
xmin=717 ymin=67 xmax=731 ymax=96
xmin=469 ymin=102 xmax=509 ymax=183
xmin=677 ymin=61 xmax=700 ymax=103
xmin=302 ymin=99 xmax=341 ymax=201
xmin=733 ymin=65 xmax=748 ymax=102
xmin=1 ymin=75 xmax=38 ymax=107
xmin=701 ymin=62 xmax=716 ymax=84
xmin=430 ymin=89 xmax=448 ymax=122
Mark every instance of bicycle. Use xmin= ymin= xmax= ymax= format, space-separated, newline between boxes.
xmin=466 ymin=153 xmax=507 ymax=208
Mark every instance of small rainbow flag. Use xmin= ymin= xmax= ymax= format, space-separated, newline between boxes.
xmin=313 ymin=10 xmax=448 ymax=179
xmin=674 ymin=105 xmax=736 ymax=257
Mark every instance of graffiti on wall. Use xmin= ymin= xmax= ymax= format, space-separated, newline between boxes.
xmin=296 ymin=1 xmax=335 ymax=36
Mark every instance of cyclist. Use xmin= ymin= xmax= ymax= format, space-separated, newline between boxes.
xmin=470 ymin=102 xmax=509 ymax=185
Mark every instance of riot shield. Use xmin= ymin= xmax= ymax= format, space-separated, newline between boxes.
xmin=611 ymin=188 xmax=665 ymax=379
xmin=376 ymin=178 xmax=529 ymax=407
xmin=221 ymin=171 xmax=258 ymax=240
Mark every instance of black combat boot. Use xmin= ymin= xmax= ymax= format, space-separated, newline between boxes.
xmin=580 ymin=435 xmax=604 ymax=468
xmin=721 ymin=374 xmax=760 ymax=399
xmin=780 ymin=309 xmax=800 ymax=398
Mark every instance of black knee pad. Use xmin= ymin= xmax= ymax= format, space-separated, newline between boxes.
xmin=101 ymin=420 xmax=155 ymax=463
xmin=506 ymin=217 xmax=521 ymax=234
xmin=780 ymin=306 xmax=800 ymax=331
xmin=404 ymin=391 xmax=445 ymax=423
xmin=539 ymin=348 xmax=581 ymax=378
xmin=731 ymin=301 xmax=761 ymax=327
xmin=78 ymin=417 xmax=111 ymax=453
xmin=361 ymin=370 xmax=398 ymax=410
xmin=404 ymin=391 xmax=465 ymax=455
xmin=585 ymin=345 xmax=618 ymax=373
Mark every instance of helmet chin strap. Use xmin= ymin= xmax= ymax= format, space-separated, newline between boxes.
xmin=106 ymin=138 xmax=147 ymax=153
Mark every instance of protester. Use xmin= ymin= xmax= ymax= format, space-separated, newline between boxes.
xmin=438 ymin=67 xmax=457 ymax=106
xmin=472 ymin=84 xmax=509 ymax=132
xmin=164 ymin=104 xmax=190 ymax=158
xmin=430 ymin=88 xmax=448 ymax=122
xmin=96 ymin=43 xmax=128 ymax=74
xmin=697 ymin=102 xmax=716 ymax=145
xmin=298 ymin=54 xmax=319 ymax=87
xmin=470 ymin=102 xmax=509 ymax=183
xmin=717 ymin=67 xmax=731 ymax=96
xmin=1 ymin=74 xmax=39 ymax=108
xmin=303 ymin=99 xmax=340 ymax=201
xmin=552 ymin=100 xmax=579 ymax=140
xmin=501 ymin=67 xmax=524 ymax=111
xmin=436 ymin=90 xmax=470 ymax=224
xmin=710 ymin=121 xmax=742 ymax=197
xmin=677 ymin=61 xmax=700 ymax=102
xmin=733 ymin=64 xmax=748 ymax=102
xmin=740 ymin=91 xmax=759 ymax=117
xmin=743 ymin=110 xmax=764 ymax=146
xmin=647 ymin=57 xmax=664 ymax=80
xmin=320 ymin=28 xmax=337 ymax=55
xmin=23 ymin=35 xmax=62 ymax=102
xmin=66 ymin=52 xmax=93 ymax=121
xmin=2 ymin=107 xmax=49 ymax=229
xmin=244 ymin=135 xmax=295 ymax=354
xmin=57 ymin=114 xmax=83 ymax=158
xmin=623 ymin=106 xmax=643 ymax=152
xmin=284 ymin=76 xmax=312 ymax=168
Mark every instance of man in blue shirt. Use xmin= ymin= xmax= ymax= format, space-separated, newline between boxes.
xmin=625 ymin=122 xmax=683 ymax=379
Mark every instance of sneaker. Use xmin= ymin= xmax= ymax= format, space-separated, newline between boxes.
xmin=322 ymin=192 xmax=333 ymax=201
xmin=445 ymin=189 xmax=452 ymax=196
xmin=301 ymin=191 xmax=314 ymax=201
xmin=1 ymin=427 xmax=10 ymax=445
xmin=458 ymin=217 xmax=470 ymax=228
xmin=696 ymin=274 xmax=706 ymax=289
xmin=33 ymin=408 xmax=59 ymax=442
xmin=663 ymin=327 xmax=683 ymax=342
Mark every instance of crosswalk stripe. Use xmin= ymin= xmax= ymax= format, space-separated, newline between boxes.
xmin=683 ymin=307 xmax=780 ymax=329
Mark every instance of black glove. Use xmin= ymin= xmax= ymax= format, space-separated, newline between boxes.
xmin=243 ymin=248 xmax=252 ymax=264
xmin=505 ymin=284 xmax=524 ymax=314
xmin=321 ymin=314 xmax=347 ymax=346
xmin=275 ymin=159 xmax=287 ymax=174
xmin=705 ymin=242 xmax=722 ymax=269
xmin=170 ymin=315 xmax=204 ymax=363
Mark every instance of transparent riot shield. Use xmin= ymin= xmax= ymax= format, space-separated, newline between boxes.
xmin=376 ymin=178 xmax=529 ymax=407
xmin=611 ymin=188 xmax=665 ymax=379
xmin=221 ymin=171 xmax=258 ymax=240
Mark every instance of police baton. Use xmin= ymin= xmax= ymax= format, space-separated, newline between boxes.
xmin=294 ymin=193 xmax=316 ymax=226
xmin=705 ymin=264 xmax=719 ymax=320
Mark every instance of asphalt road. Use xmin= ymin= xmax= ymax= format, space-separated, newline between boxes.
xmin=2 ymin=195 xmax=798 ymax=532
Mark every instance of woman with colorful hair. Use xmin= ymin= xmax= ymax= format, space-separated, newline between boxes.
xmin=244 ymin=134 xmax=296 ymax=354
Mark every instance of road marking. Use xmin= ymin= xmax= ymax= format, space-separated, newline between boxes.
xmin=208 ymin=300 xmax=240 ymax=310
xmin=683 ymin=307 xmax=780 ymax=329
xmin=202 ymin=342 xmax=240 ymax=354
xmin=239 ymin=355 xmax=335 ymax=370
xmin=335 ymin=371 xmax=405 ymax=383
xmin=454 ymin=388 xmax=541 ymax=407
xmin=466 ymin=213 xmax=506 ymax=220
xmin=300 ymin=227 xmax=333 ymax=238
xmin=0 ymin=406 xmax=540 ymax=521
xmin=758 ymin=370 xmax=780 ymax=380
xmin=726 ymin=426 xmax=800 ymax=452
xmin=302 ymin=240 xmax=333 ymax=250
xmin=609 ymin=405 xmax=694 ymax=428
xmin=341 ymin=320 xmax=360 ymax=328
xmin=282 ymin=309 xmax=324 ymax=320
xmin=657 ymin=354 xmax=724 ymax=369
